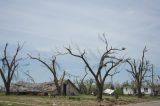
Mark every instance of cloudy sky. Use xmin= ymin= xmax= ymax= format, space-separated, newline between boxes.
xmin=0 ymin=0 xmax=160 ymax=85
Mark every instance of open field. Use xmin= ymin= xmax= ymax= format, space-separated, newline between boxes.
xmin=120 ymin=101 xmax=160 ymax=106
xmin=0 ymin=93 xmax=160 ymax=106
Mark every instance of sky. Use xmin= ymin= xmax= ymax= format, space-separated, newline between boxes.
xmin=0 ymin=0 xmax=160 ymax=85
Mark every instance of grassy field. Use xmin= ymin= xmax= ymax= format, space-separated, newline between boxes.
xmin=0 ymin=101 xmax=34 ymax=106
xmin=0 ymin=93 xmax=160 ymax=106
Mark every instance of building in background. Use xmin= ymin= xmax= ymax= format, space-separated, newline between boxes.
xmin=123 ymin=86 xmax=152 ymax=95
xmin=9 ymin=79 xmax=80 ymax=96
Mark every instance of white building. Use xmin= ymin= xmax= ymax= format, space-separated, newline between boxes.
xmin=123 ymin=86 xmax=152 ymax=95
xmin=123 ymin=86 xmax=134 ymax=95
xmin=141 ymin=87 xmax=152 ymax=95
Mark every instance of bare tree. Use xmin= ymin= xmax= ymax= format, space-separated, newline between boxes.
xmin=85 ymin=78 xmax=95 ymax=95
xmin=76 ymin=78 xmax=95 ymax=95
xmin=76 ymin=67 xmax=88 ymax=94
xmin=24 ymin=70 xmax=35 ymax=83
xmin=0 ymin=43 xmax=22 ymax=95
xmin=126 ymin=47 xmax=151 ymax=98
xmin=28 ymin=55 xmax=65 ymax=95
xmin=75 ymin=67 xmax=94 ymax=95
xmin=158 ymin=75 xmax=160 ymax=80
xmin=66 ymin=35 xmax=125 ymax=101
xmin=108 ymin=70 xmax=120 ymax=89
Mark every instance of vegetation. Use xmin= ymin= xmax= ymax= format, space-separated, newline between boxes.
xmin=0 ymin=102 xmax=36 ymax=106
xmin=0 ymin=94 xmax=159 ymax=106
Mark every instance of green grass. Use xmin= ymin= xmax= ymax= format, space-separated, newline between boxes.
xmin=0 ymin=92 xmax=5 ymax=96
xmin=0 ymin=94 xmax=160 ymax=106
xmin=0 ymin=102 xmax=32 ymax=106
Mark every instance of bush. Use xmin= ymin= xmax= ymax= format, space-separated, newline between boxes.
xmin=115 ymin=88 xmax=123 ymax=96
xmin=68 ymin=96 xmax=80 ymax=101
xmin=114 ymin=88 xmax=122 ymax=99
xmin=115 ymin=92 xmax=119 ymax=99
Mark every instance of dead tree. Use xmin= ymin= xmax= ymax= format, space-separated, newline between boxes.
xmin=158 ymin=75 xmax=160 ymax=80
xmin=85 ymin=78 xmax=94 ymax=95
xmin=76 ymin=78 xmax=94 ymax=95
xmin=28 ymin=55 xmax=65 ymax=95
xmin=126 ymin=47 xmax=151 ymax=98
xmin=0 ymin=43 xmax=22 ymax=95
xmin=75 ymin=66 xmax=88 ymax=94
xmin=66 ymin=35 xmax=125 ymax=101
xmin=24 ymin=70 xmax=35 ymax=83
xmin=108 ymin=70 xmax=120 ymax=89
xmin=76 ymin=67 xmax=95 ymax=95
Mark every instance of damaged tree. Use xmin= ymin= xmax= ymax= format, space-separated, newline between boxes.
xmin=66 ymin=35 xmax=125 ymax=101
xmin=0 ymin=43 xmax=22 ymax=95
xmin=126 ymin=47 xmax=151 ymax=98
xmin=76 ymin=66 xmax=95 ymax=95
xmin=75 ymin=67 xmax=88 ymax=94
xmin=28 ymin=55 xmax=65 ymax=95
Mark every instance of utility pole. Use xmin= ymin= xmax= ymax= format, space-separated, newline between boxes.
xmin=151 ymin=64 xmax=154 ymax=95
xmin=109 ymin=71 xmax=120 ymax=90
xmin=110 ymin=75 xmax=114 ymax=89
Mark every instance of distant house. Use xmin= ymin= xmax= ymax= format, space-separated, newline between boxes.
xmin=123 ymin=86 xmax=134 ymax=95
xmin=141 ymin=86 xmax=152 ymax=95
xmin=61 ymin=79 xmax=80 ymax=96
xmin=10 ymin=79 xmax=80 ymax=96
xmin=123 ymin=86 xmax=152 ymax=95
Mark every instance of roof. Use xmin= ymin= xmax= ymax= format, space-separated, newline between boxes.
xmin=103 ymin=89 xmax=114 ymax=94
xmin=10 ymin=79 xmax=79 ymax=93
xmin=64 ymin=79 xmax=80 ymax=93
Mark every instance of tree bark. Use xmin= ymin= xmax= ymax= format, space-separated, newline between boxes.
xmin=53 ymin=74 xmax=61 ymax=95
xmin=5 ymin=83 xmax=10 ymax=95
xmin=97 ymin=88 xmax=103 ymax=101
xmin=96 ymin=82 xmax=103 ymax=101
xmin=137 ymin=84 xmax=142 ymax=98
xmin=57 ymin=86 xmax=61 ymax=95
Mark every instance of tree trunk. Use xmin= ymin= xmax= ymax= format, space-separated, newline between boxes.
xmin=97 ymin=91 xmax=102 ymax=101
xmin=97 ymin=89 xmax=103 ymax=101
xmin=57 ymin=86 xmax=61 ymax=95
xmin=96 ymin=82 xmax=103 ymax=101
xmin=53 ymin=73 xmax=61 ymax=95
xmin=5 ymin=84 xmax=10 ymax=95
xmin=137 ymin=85 xmax=142 ymax=98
